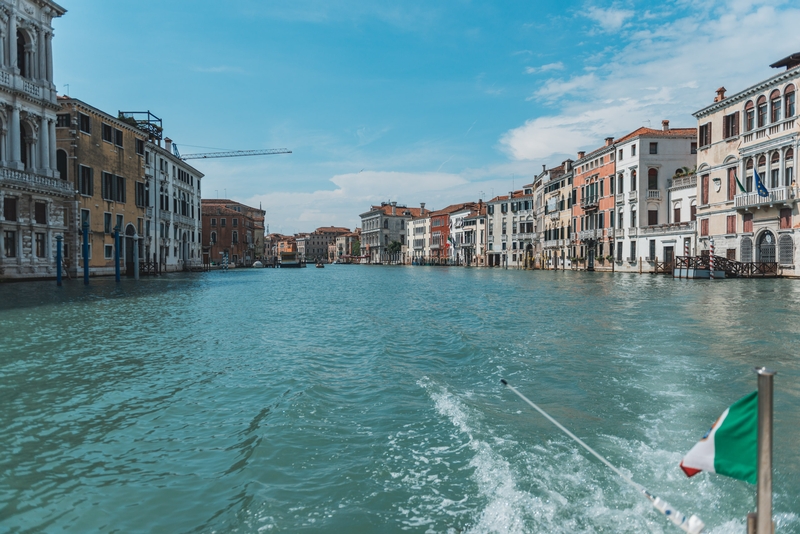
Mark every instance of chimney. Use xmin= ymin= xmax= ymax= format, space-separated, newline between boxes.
xmin=509 ymin=191 xmax=513 ymax=199
xmin=605 ymin=137 xmax=613 ymax=147
xmin=662 ymin=120 xmax=670 ymax=131
xmin=714 ymin=87 xmax=726 ymax=103
xmin=578 ymin=151 xmax=585 ymax=159
xmin=164 ymin=137 xmax=172 ymax=154
xmin=391 ymin=201 xmax=397 ymax=215
xmin=420 ymin=202 xmax=425 ymax=215
xmin=542 ymin=164 xmax=546 ymax=173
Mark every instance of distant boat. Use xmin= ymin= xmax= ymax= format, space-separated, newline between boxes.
xmin=279 ymin=251 xmax=305 ymax=268
xmin=252 ymin=260 xmax=264 ymax=268
xmin=315 ymin=261 xmax=324 ymax=268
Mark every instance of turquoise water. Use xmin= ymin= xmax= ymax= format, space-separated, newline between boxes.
xmin=0 ymin=267 xmax=798 ymax=533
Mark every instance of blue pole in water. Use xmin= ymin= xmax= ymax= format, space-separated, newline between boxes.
xmin=56 ymin=235 xmax=62 ymax=286
xmin=114 ymin=226 xmax=121 ymax=282
xmin=82 ymin=219 xmax=89 ymax=285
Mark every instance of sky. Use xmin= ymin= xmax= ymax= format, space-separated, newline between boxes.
xmin=53 ymin=0 xmax=800 ymax=234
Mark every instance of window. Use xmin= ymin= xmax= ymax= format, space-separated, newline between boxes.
xmin=102 ymin=123 xmax=113 ymax=143
xmin=56 ymin=114 xmax=70 ymax=128
xmin=723 ymin=113 xmax=739 ymax=138
xmin=211 ymin=218 xmax=217 ymax=226
xmin=630 ymin=170 xmax=637 ymax=190
xmin=674 ymin=206 xmax=681 ymax=223
xmin=609 ymin=209 xmax=615 ymax=228
xmin=104 ymin=244 xmax=113 ymax=259
xmin=770 ymin=90 xmax=782 ymax=123
xmin=211 ymin=231 xmax=217 ymax=244
xmin=727 ymin=167 xmax=737 ymax=201
xmin=233 ymin=218 xmax=238 ymax=227
xmin=618 ymin=149 xmax=623 ymax=160
xmin=3 ymin=228 xmax=19 ymax=257
xmin=35 ymin=233 xmax=46 ymax=258
xmin=745 ymin=101 xmax=755 ymax=131
xmin=700 ymin=219 xmax=709 ymax=236
xmin=631 ymin=145 xmax=636 ymax=156
xmin=116 ymin=175 xmax=126 ymax=203
xmin=135 ymin=182 xmax=146 ymax=207
xmin=114 ymin=129 xmax=123 ymax=147
xmin=3 ymin=197 xmax=16 ymax=221
xmin=757 ymin=96 xmax=767 ymax=128
xmin=136 ymin=138 xmax=144 ymax=155
xmin=649 ymin=142 xmax=658 ymax=154
xmin=104 ymin=212 xmax=112 ymax=234
xmin=79 ymin=113 xmax=91 ymax=134
xmin=726 ymin=215 xmax=736 ymax=234
xmin=701 ymin=174 xmax=709 ymax=205
xmin=630 ymin=241 xmax=636 ymax=260
xmin=743 ymin=213 xmax=753 ymax=233
xmin=383 ymin=219 xmax=388 ymax=229
xmin=32 ymin=201 xmax=46 ymax=224
xmin=691 ymin=142 xmax=697 ymax=154
xmin=648 ymin=168 xmax=658 ymax=190
xmin=786 ymin=85 xmax=796 ymax=118
xmin=648 ymin=210 xmax=658 ymax=226
xmin=618 ymin=210 xmax=623 ymax=228
xmin=780 ymin=208 xmax=792 ymax=229
xmin=232 ymin=231 xmax=239 ymax=244
xmin=79 ymin=165 xmax=94 ymax=196
xmin=649 ymin=239 xmax=656 ymax=260
xmin=741 ymin=237 xmax=753 ymax=262
xmin=81 ymin=209 xmax=90 ymax=228
xmin=116 ymin=214 xmax=123 ymax=230
xmin=699 ymin=123 xmax=712 ymax=147
xmin=102 ymin=172 xmax=114 ymax=201
xmin=221 ymin=218 xmax=226 ymax=227
xmin=630 ymin=209 xmax=636 ymax=227
xmin=779 ymin=234 xmax=793 ymax=264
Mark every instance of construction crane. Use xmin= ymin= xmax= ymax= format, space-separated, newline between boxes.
xmin=172 ymin=144 xmax=291 ymax=161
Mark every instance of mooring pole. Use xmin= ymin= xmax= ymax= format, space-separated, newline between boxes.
xmin=133 ymin=234 xmax=140 ymax=280
xmin=114 ymin=226 xmax=121 ymax=282
xmin=56 ymin=235 xmax=63 ymax=286
xmin=82 ymin=219 xmax=89 ymax=285
xmin=748 ymin=367 xmax=775 ymax=534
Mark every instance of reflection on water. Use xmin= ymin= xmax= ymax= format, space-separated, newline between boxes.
xmin=0 ymin=269 xmax=798 ymax=533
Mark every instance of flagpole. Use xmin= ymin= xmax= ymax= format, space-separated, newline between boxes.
xmin=749 ymin=367 xmax=776 ymax=534
xmin=501 ymin=379 xmax=705 ymax=534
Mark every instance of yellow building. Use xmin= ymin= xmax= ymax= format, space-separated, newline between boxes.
xmin=56 ymin=97 xmax=148 ymax=276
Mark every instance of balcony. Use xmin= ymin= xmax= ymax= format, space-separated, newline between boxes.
xmin=548 ymin=211 xmax=560 ymax=220
xmin=647 ymin=190 xmax=661 ymax=200
xmin=543 ymin=239 xmax=563 ymax=249
xmin=616 ymin=193 xmax=624 ymax=205
xmin=580 ymin=195 xmax=599 ymax=210
xmin=670 ymin=175 xmax=697 ymax=191
xmin=578 ymin=229 xmax=598 ymax=241
xmin=0 ymin=166 xmax=73 ymax=196
xmin=628 ymin=190 xmax=638 ymax=202
xmin=637 ymin=221 xmax=696 ymax=236
xmin=614 ymin=228 xmax=625 ymax=238
xmin=734 ymin=186 xmax=794 ymax=210
xmin=518 ymin=232 xmax=534 ymax=240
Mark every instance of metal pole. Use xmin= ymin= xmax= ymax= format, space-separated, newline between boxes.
xmin=709 ymin=237 xmax=715 ymax=280
xmin=114 ymin=226 xmax=121 ymax=282
xmin=56 ymin=235 xmax=62 ymax=286
xmin=82 ymin=219 xmax=89 ymax=285
xmin=133 ymin=234 xmax=140 ymax=280
xmin=755 ymin=367 xmax=775 ymax=534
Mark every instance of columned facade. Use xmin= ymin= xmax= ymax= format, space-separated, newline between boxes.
xmin=0 ymin=1 xmax=67 ymax=280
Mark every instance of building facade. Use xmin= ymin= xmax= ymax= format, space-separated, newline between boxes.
xmin=487 ymin=188 xmax=534 ymax=268
xmin=202 ymin=199 xmax=264 ymax=266
xmin=694 ymin=56 xmax=799 ymax=274
xmin=0 ymin=1 xmax=68 ymax=280
xmin=572 ymin=140 xmax=615 ymax=270
xmin=145 ymin=138 xmax=203 ymax=272
xmin=359 ymin=202 xmax=420 ymax=263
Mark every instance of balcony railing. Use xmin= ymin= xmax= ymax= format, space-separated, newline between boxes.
xmin=518 ymin=232 xmax=534 ymax=240
xmin=578 ymin=229 xmax=598 ymax=241
xmin=580 ymin=195 xmax=599 ymax=209
xmin=616 ymin=193 xmax=624 ymax=205
xmin=22 ymin=80 xmax=40 ymax=97
xmin=647 ymin=190 xmax=661 ymax=200
xmin=0 ymin=166 xmax=73 ymax=195
xmin=614 ymin=228 xmax=625 ymax=238
xmin=734 ymin=186 xmax=793 ymax=209
xmin=628 ymin=190 xmax=638 ymax=201
xmin=548 ymin=211 xmax=560 ymax=220
xmin=670 ymin=175 xmax=697 ymax=190
xmin=637 ymin=220 xmax=696 ymax=235
xmin=543 ymin=239 xmax=563 ymax=248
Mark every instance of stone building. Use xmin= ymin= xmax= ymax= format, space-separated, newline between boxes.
xmin=55 ymin=97 xmax=148 ymax=276
xmin=145 ymin=138 xmax=203 ymax=272
xmin=694 ymin=54 xmax=799 ymax=274
xmin=406 ymin=203 xmax=430 ymax=263
xmin=0 ymin=1 xmax=68 ymax=280
xmin=487 ymin=188 xmax=534 ymax=268
xmin=360 ymin=201 xmax=421 ymax=263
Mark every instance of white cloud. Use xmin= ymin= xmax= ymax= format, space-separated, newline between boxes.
xmin=501 ymin=0 xmax=800 ymax=161
xmin=584 ymin=6 xmax=635 ymax=32
xmin=524 ymin=62 xmax=565 ymax=74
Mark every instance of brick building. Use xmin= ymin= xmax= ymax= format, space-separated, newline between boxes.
xmin=201 ymin=199 xmax=264 ymax=266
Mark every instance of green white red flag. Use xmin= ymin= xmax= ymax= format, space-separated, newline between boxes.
xmin=680 ymin=391 xmax=758 ymax=484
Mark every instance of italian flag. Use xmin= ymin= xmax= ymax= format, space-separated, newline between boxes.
xmin=680 ymin=391 xmax=758 ymax=484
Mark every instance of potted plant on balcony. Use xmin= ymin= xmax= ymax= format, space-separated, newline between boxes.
xmin=605 ymin=254 xmax=614 ymax=263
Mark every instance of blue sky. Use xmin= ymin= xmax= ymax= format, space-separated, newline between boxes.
xmin=54 ymin=1 xmax=800 ymax=234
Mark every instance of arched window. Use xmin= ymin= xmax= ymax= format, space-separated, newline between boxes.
xmin=16 ymin=30 xmax=27 ymax=78
xmin=648 ymin=168 xmax=658 ymax=190
xmin=786 ymin=148 xmax=794 ymax=186
xmin=57 ymin=149 xmax=68 ymax=180
xmin=617 ymin=174 xmax=624 ymax=194
xmin=630 ymin=169 xmax=637 ymax=190
xmin=210 ymin=231 xmax=217 ymax=244
xmin=757 ymin=95 xmax=768 ymax=127
xmin=770 ymin=89 xmax=782 ymax=123
xmin=745 ymin=100 xmax=755 ymax=131
xmin=779 ymin=234 xmax=793 ymax=265
xmin=232 ymin=231 xmax=238 ymax=244
xmin=383 ymin=219 xmax=388 ymax=229
xmin=741 ymin=236 xmax=752 ymax=262
xmin=756 ymin=231 xmax=776 ymax=263
xmin=770 ymin=152 xmax=780 ymax=188
xmin=785 ymin=84 xmax=796 ymax=118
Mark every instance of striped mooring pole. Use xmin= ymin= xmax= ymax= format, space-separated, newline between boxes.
xmin=709 ymin=238 xmax=715 ymax=280
xmin=684 ymin=239 xmax=689 ymax=258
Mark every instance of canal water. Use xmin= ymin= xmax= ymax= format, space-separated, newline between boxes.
xmin=0 ymin=267 xmax=798 ymax=533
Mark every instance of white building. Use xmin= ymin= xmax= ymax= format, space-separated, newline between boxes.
xmin=406 ymin=203 xmax=431 ymax=263
xmin=487 ymin=186 xmax=535 ymax=268
xmin=0 ymin=1 xmax=68 ymax=279
xmin=613 ymin=122 xmax=698 ymax=272
xmin=359 ymin=201 xmax=421 ymax=263
xmin=144 ymin=138 xmax=203 ymax=271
